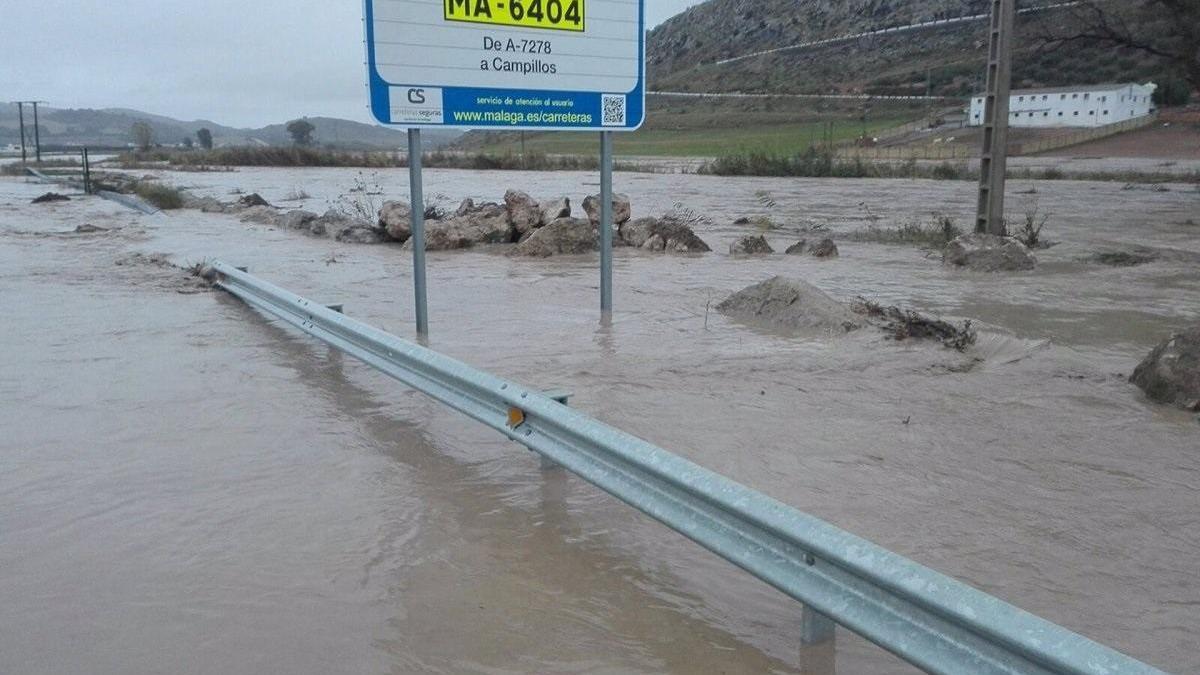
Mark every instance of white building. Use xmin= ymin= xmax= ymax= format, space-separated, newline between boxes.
xmin=969 ymin=83 xmax=1157 ymax=128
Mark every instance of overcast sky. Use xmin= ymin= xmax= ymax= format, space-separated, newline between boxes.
xmin=3 ymin=0 xmax=706 ymax=128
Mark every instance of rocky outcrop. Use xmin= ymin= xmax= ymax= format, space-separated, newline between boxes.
xmin=514 ymin=218 xmax=597 ymax=257
xmin=943 ymin=234 xmax=1036 ymax=272
xmin=1131 ymin=325 xmax=1200 ymax=411
xmin=717 ymin=276 xmax=860 ymax=333
xmin=808 ymin=238 xmax=839 ymax=258
xmin=619 ymin=215 xmax=711 ymax=253
xmin=379 ymin=200 xmax=413 ymax=242
xmin=730 ymin=235 xmax=774 ymax=255
xmin=505 ymin=190 xmax=542 ymax=236
xmin=582 ymin=193 xmax=632 ymax=226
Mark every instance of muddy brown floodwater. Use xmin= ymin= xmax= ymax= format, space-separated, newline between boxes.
xmin=1 ymin=168 xmax=1197 ymax=674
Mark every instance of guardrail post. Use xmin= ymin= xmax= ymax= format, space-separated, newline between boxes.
xmin=801 ymin=606 xmax=836 ymax=645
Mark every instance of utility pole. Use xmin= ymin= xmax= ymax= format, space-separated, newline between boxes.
xmin=13 ymin=101 xmax=47 ymax=165
xmin=16 ymin=103 xmax=27 ymax=165
xmin=975 ymin=0 xmax=1014 ymax=235
xmin=32 ymin=102 xmax=42 ymax=163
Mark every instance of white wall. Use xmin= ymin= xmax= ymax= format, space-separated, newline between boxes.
xmin=968 ymin=84 xmax=1156 ymax=128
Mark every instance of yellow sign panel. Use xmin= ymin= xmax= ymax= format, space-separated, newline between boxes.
xmin=444 ymin=0 xmax=585 ymax=33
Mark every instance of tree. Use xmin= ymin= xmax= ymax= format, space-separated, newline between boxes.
xmin=1034 ymin=0 xmax=1200 ymax=92
xmin=196 ymin=128 xmax=213 ymax=150
xmin=131 ymin=121 xmax=154 ymax=152
xmin=182 ymin=136 xmax=194 ymax=149
xmin=286 ymin=118 xmax=316 ymax=146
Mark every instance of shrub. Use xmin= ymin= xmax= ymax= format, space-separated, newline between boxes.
xmin=132 ymin=182 xmax=184 ymax=210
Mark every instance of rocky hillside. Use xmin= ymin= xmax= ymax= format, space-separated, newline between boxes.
xmin=648 ymin=0 xmax=1168 ymax=98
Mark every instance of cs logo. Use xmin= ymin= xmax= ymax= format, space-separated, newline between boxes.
xmin=407 ymin=88 xmax=427 ymax=104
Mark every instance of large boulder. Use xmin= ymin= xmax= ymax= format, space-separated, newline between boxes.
xmin=717 ymin=276 xmax=860 ymax=334
xmin=730 ymin=235 xmax=774 ymax=255
xmin=943 ymin=234 xmax=1036 ymax=271
xmin=514 ymin=217 xmax=598 ymax=257
xmin=1131 ymin=326 xmax=1200 ymax=411
xmin=505 ymin=190 xmax=542 ymax=236
xmin=620 ymin=215 xmax=711 ymax=253
xmin=404 ymin=202 xmax=514 ymax=251
xmin=539 ymin=197 xmax=571 ymax=227
xmin=785 ymin=240 xmax=807 ymax=255
xmin=281 ymin=210 xmax=318 ymax=231
xmin=582 ymin=193 xmax=632 ymax=226
xmin=378 ymin=200 xmax=413 ymax=242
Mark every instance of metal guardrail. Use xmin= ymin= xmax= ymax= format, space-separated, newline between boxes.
xmin=210 ymin=260 xmax=1166 ymax=675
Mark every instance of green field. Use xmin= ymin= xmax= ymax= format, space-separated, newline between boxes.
xmin=454 ymin=96 xmax=931 ymax=157
xmin=471 ymin=119 xmax=908 ymax=157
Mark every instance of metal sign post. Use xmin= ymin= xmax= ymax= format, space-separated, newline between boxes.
xmin=599 ymin=131 xmax=613 ymax=314
xmin=363 ymin=0 xmax=646 ymax=332
xmin=407 ymin=129 xmax=429 ymax=335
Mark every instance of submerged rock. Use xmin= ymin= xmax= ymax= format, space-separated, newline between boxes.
xmin=336 ymin=225 xmax=387 ymax=244
xmin=730 ymin=235 xmax=774 ymax=255
xmin=717 ymin=276 xmax=860 ymax=333
xmin=785 ymin=240 xmax=807 ymax=255
xmin=1091 ymin=249 xmax=1160 ymax=267
xmin=239 ymin=205 xmax=282 ymax=226
xmin=1131 ymin=325 xmax=1200 ymax=411
xmin=808 ymin=238 xmax=839 ymax=258
xmin=619 ymin=215 xmax=711 ymax=253
xmin=236 ymin=193 xmax=271 ymax=209
xmin=514 ymin=217 xmax=597 ymax=257
xmin=582 ymin=193 xmax=632 ymax=226
xmin=281 ymin=210 xmax=318 ymax=231
xmin=943 ymin=234 xmax=1036 ymax=271
xmin=378 ymin=200 xmax=413 ymax=242
xmin=32 ymin=192 xmax=70 ymax=204
xmin=73 ymin=224 xmax=108 ymax=234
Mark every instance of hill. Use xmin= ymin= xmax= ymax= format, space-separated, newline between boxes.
xmin=647 ymin=0 xmax=1170 ymax=98
xmin=0 ymin=107 xmax=461 ymax=151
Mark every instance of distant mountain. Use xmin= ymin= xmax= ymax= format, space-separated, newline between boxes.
xmin=0 ymin=107 xmax=460 ymax=150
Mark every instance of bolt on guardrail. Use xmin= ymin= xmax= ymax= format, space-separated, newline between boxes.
xmin=210 ymin=260 xmax=1166 ymax=675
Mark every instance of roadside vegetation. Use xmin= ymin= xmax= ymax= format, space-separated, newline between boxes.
xmin=847 ymin=214 xmax=965 ymax=248
xmin=113 ymin=148 xmax=655 ymax=172
xmin=130 ymin=180 xmax=185 ymax=210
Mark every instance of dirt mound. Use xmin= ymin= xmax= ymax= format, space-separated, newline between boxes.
xmin=717 ymin=276 xmax=860 ymax=333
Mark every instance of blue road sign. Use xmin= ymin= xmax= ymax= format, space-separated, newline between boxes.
xmin=363 ymin=0 xmax=646 ymax=131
